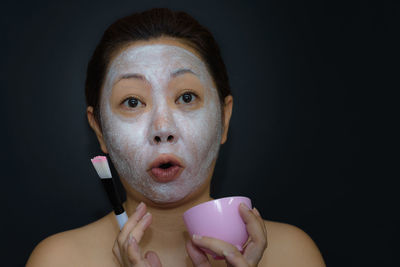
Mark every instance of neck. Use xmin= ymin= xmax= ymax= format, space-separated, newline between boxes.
xmin=123 ymin=182 xmax=213 ymax=235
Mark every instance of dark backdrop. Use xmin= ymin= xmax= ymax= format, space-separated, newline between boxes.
xmin=1 ymin=0 xmax=398 ymax=266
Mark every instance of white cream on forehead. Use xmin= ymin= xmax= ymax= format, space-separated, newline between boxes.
xmin=99 ymin=44 xmax=223 ymax=203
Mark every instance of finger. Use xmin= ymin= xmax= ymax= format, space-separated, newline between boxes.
xmin=128 ymin=212 xmax=152 ymax=244
xmin=185 ymin=239 xmax=211 ymax=267
xmin=251 ymin=207 xmax=263 ymax=225
xmin=252 ymin=207 xmax=261 ymax=217
xmin=126 ymin=235 xmax=143 ymax=265
xmin=123 ymin=212 xmax=153 ymax=265
xmin=246 ymin=206 xmax=265 ymax=232
xmin=239 ymin=204 xmax=267 ymax=264
xmin=223 ymin=250 xmax=249 ymax=267
xmin=251 ymin=207 xmax=267 ymax=237
xmin=145 ymin=251 xmax=162 ymax=267
xmin=239 ymin=203 xmax=267 ymax=247
xmin=191 ymin=235 xmax=240 ymax=260
xmin=118 ymin=202 xmax=147 ymax=246
xmin=112 ymin=240 xmax=123 ymax=264
xmin=253 ymin=207 xmax=267 ymax=232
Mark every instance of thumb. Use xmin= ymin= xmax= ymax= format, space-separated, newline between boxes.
xmin=185 ymin=240 xmax=211 ymax=267
xmin=145 ymin=251 xmax=162 ymax=267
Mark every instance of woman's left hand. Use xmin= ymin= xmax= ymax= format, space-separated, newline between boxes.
xmin=185 ymin=203 xmax=268 ymax=267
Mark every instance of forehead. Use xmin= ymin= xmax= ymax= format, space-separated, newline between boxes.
xmin=113 ymin=43 xmax=202 ymax=65
xmin=107 ymin=44 xmax=212 ymax=85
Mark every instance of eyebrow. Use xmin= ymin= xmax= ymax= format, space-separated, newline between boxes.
xmin=117 ymin=68 xmax=198 ymax=83
xmin=170 ymin=68 xmax=198 ymax=78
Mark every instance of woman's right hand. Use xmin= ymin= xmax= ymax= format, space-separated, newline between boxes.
xmin=112 ymin=202 xmax=162 ymax=267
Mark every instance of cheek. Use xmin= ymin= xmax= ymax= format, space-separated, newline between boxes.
xmin=102 ymin=112 xmax=149 ymax=159
xmin=177 ymin=103 xmax=222 ymax=158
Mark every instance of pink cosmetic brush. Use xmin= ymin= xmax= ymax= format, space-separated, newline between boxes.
xmin=91 ymin=156 xmax=128 ymax=229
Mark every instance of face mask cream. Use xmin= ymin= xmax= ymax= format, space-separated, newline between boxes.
xmin=99 ymin=44 xmax=222 ymax=203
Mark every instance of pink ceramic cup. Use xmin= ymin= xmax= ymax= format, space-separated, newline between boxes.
xmin=183 ymin=196 xmax=252 ymax=260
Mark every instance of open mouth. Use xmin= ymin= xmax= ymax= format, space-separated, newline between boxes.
xmin=148 ymin=155 xmax=184 ymax=183
xmin=159 ymin=162 xmax=173 ymax=169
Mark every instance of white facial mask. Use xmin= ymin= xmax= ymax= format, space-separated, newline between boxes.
xmin=99 ymin=44 xmax=222 ymax=203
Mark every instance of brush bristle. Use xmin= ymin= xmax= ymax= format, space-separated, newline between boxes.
xmin=91 ymin=156 xmax=112 ymax=179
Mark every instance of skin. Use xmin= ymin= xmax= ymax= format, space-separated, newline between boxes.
xmin=98 ymin=42 xmax=223 ymax=204
xmin=26 ymin=37 xmax=326 ymax=267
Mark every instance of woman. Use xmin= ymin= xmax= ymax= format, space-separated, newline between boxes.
xmin=27 ymin=8 xmax=325 ymax=267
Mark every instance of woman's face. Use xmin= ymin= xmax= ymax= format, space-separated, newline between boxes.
xmin=98 ymin=38 xmax=225 ymax=203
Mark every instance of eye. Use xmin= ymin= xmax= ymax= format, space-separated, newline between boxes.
xmin=122 ymin=96 xmax=145 ymax=109
xmin=176 ymin=92 xmax=197 ymax=104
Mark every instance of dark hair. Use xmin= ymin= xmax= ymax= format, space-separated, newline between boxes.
xmin=85 ymin=8 xmax=231 ymax=126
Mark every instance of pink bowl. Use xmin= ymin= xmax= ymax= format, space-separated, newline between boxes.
xmin=183 ymin=196 xmax=252 ymax=259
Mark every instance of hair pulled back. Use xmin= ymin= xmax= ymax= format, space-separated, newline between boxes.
xmin=85 ymin=8 xmax=231 ymax=125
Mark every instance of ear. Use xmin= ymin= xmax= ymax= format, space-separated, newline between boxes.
xmin=87 ymin=106 xmax=108 ymax=154
xmin=220 ymin=95 xmax=233 ymax=144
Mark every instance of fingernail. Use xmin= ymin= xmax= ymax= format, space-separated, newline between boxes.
xmin=143 ymin=212 xmax=151 ymax=220
xmin=136 ymin=202 xmax=144 ymax=211
xmin=128 ymin=235 xmax=139 ymax=250
xmin=128 ymin=234 xmax=135 ymax=245
xmin=240 ymin=203 xmax=250 ymax=210
xmin=223 ymin=251 xmax=234 ymax=258
xmin=192 ymin=234 xmax=202 ymax=240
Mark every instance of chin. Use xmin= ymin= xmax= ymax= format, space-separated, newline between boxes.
xmin=124 ymin=174 xmax=206 ymax=204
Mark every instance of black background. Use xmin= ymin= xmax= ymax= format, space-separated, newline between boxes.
xmin=1 ymin=0 xmax=398 ymax=266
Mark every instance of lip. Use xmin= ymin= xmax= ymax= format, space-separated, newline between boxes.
xmin=147 ymin=154 xmax=185 ymax=183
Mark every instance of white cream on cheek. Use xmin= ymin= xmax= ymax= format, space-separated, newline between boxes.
xmin=99 ymin=44 xmax=222 ymax=203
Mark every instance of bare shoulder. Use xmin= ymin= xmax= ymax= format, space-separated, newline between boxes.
xmin=26 ymin=213 xmax=117 ymax=267
xmin=259 ymin=220 xmax=326 ymax=267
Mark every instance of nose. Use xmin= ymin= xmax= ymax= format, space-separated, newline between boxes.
xmin=153 ymin=134 xmax=176 ymax=144
xmin=152 ymin=131 xmax=176 ymax=145
xmin=149 ymin=108 xmax=179 ymax=145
